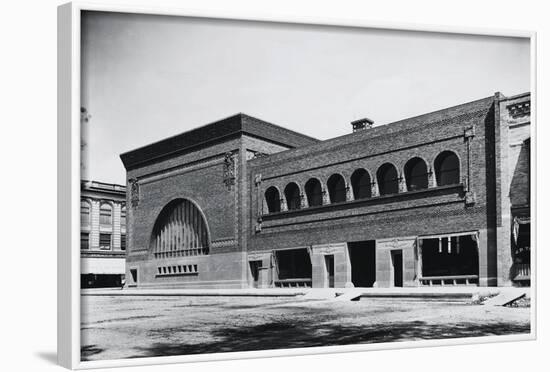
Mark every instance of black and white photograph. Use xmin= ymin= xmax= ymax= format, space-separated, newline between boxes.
xmin=34 ymin=0 xmax=546 ymax=368
xmin=75 ymin=8 xmax=533 ymax=363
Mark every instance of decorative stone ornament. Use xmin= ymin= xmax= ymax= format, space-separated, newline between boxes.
xmin=223 ymin=152 xmax=236 ymax=189
xmin=507 ymin=101 xmax=530 ymax=118
xmin=129 ymin=178 xmax=140 ymax=208
xmin=254 ymin=174 xmax=262 ymax=186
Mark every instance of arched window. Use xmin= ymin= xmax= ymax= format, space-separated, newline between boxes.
xmin=327 ymin=174 xmax=346 ymax=203
xmin=99 ymin=203 xmax=112 ymax=226
xmin=350 ymin=169 xmax=371 ymax=199
xmin=305 ymin=178 xmax=323 ymax=207
xmin=80 ymin=200 xmax=91 ymax=227
xmin=404 ymin=157 xmax=429 ymax=191
xmin=265 ymin=186 xmax=281 ymax=213
xmin=284 ymin=183 xmax=301 ymax=210
xmin=435 ymin=151 xmax=460 ymax=186
xmin=150 ymin=199 xmax=210 ymax=257
xmin=377 ymin=163 xmax=399 ymax=195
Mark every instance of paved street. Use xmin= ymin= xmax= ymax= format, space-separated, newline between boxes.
xmin=81 ymin=295 xmax=530 ymax=361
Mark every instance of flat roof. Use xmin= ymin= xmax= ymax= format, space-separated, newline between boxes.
xmin=81 ymin=180 xmax=126 ymax=196
xmin=120 ymin=113 xmax=319 ymax=170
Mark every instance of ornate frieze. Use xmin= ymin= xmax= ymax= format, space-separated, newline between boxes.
xmin=311 ymin=243 xmax=346 ymax=255
xmin=211 ymin=238 xmax=238 ymax=248
xmin=507 ymin=101 xmax=530 ymax=118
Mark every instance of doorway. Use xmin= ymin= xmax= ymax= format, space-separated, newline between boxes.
xmin=348 ymin=241 xmax=376 ymax=287
xmin=325 ymin=255 xmax=335 ymax=288
xmin=391 ymin=250 xmax=403 ymax=287
xmin=249 ymin=260 xmax=262 ymax=288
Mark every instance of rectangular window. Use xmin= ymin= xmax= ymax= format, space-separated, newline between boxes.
xmin=80 ymin=203 xmax=90 ymax=227
xmin=100 ymin=204 xmax=112 ymax=226
xmin=121 ymin=234 xmax=126 ymax=251
xmin=80 ymin=233 xmax=89 ymax=250
xmin=99 ymin=233 xmax=112 ymax=250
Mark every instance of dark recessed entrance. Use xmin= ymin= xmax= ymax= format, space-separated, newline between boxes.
xmin=391 ymin=250 xmax=403 ymax=287
xmin=325 ymin=255 xmax=335 ymax=288
xmin=249 ymin=260 xmax=262 ymax=288
xmin=348 ymin=241 xmax=376 ymax=287
xmin=274 ymin=248 xmax=312 ymax=287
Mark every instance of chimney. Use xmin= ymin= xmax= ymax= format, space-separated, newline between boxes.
xmin=351 ymin=117 xmax=374 ymax=132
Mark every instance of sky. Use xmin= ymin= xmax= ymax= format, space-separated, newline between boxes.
xmin=81 ymin=11 xmax=530 ymax=185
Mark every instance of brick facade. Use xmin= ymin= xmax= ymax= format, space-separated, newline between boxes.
xmin=120 ymin=94 xmax=531 ymax=289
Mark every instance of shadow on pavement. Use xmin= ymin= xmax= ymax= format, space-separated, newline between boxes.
xmin=129 ymin=320 xmax=530 ymax=358
xmin=81 ymin=345 xmax=105 ymax=361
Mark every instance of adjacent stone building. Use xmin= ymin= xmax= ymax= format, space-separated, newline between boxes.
xmin=119 ymin=92 xmax=531 ymax=289
xmin=81 ymin=180 xmax=127 ymax=288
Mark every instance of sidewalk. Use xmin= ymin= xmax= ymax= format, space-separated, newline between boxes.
xmin=81 ymin=286 xmax=530 ymax=300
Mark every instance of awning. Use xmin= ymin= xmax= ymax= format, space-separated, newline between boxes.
xmin=81 ymin=257 xmax=125 ymax=275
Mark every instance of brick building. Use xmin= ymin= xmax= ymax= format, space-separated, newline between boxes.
xmin=119 ymin=92 xmax=531 ymax=289
xmin=81 ymin=180 xmax=127 ymax=288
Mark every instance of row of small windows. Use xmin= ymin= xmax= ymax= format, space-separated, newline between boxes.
xmin=80 ymin=201 xmax=126 ymax=228
xmin=264 ymin=151 xmax=460 ymax=213
xmin=156 ymin=264 xmax=198 ymax=276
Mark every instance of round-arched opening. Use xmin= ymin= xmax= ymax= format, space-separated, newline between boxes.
xmin=305 ymin=178 xmax=323 ymax=207
xmin=99 ymin=203 xmax=113 ymax=227
xmin=377 ymin=163 xmax=399 ymax=195
xmin=350 ymin=169 xmax=371 ymax=199
xmin=284 ymin=182 xmax=301 ymax=210
xmin=264 ymin=186 xmax=281 ymax=213
xmin=434 ymin=151 xmax=460 ymax=186
xmin=404 ymin=157 xmax=429 ymax=191
xmin=150 ymin=199 xmax=210 ymax=257
xmin=327 ymin=174 xmax=346 ymax=203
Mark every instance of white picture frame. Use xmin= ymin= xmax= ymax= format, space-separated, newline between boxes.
xmin=57 ymin=1 xmax=537 ymax=369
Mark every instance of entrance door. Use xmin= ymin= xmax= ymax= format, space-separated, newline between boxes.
xmin=391 ymin=250 xmax=403 ymax=287
xmin=325 ymin=255 xmax=335 ymax=288
xmin=129 ymin=269 xmax=138 ymax=287
xmin=249 ymin=260 xmax=261 ymax=288
xmin=349 ymin=241 xmax=376 ymax=287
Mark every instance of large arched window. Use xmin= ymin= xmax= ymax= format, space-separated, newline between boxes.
xmin=350 ymin=169 xmax=371 ymax=199
xmin=404 ymin=157 xmax=429 ymax=191
xmin=284 ymin=182 xmax=301 ymax=210
xmin=99 ymin=203 xmax=112 ymax=226
xmin=435 ymin=151 xmax=460 ymax=186
xmin=377 ymin=163 xmax=399 ymax=195
xmin=327 ymin=174 xmax=347 ymax=203
xmin=150 ymin=199 xmax=209 ymax=258
xmin=80 ymin=200 xmax=91 ymax=227
xmin=265 ymin=186 xmax=281 ymax=213
xmin=305 ymin=178 xmax=323 ymax=207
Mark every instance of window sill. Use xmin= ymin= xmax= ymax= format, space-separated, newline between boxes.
xmin=155 ymin=272 xmax=198 ymax=278
xmin=81 ymin=250 xmax=126 ymax=258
